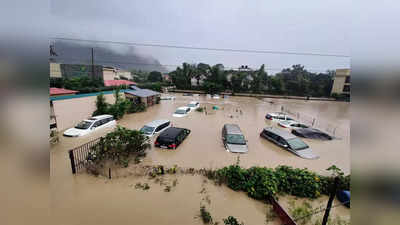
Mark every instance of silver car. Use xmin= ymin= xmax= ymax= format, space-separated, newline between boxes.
xmin=260 ymin=127 xmax=319 ymax=159
xmin=222 ymin=124 xmax=248 ymax=153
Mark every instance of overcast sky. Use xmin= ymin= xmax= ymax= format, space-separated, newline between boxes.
xmin=51 ymin=0 xmax=351 ymax=73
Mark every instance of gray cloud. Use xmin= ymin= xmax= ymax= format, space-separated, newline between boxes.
xmin=51 ymin=0 xmax=351 ymax=72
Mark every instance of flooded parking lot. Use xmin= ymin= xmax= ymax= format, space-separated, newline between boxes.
xmin=51 ymin=94 xmax=350 ymax=224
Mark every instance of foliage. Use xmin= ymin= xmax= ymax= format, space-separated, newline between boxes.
xmin=148 ymin=71 xmax=163 ymax=82
xmin=136 ymin=82 xmax=162 ymax=92
xmin=288 ymin=200 xmax=313 ymax=225
xmin=92 ymin=89 xmax=132 ymax=119
xmin=200 ymin=206 xmax=213 ymax=224
xmin=128 ymin=103 xmax=146 ymax=113
xmin=196 ymin=107 xmax=204 ymax=112
xmin=265 ymin=205 xmax=277 ymax=224
xmin=213 ymin=165 xmax=350 ymax=200
xmin=87 ymin=126 xmax=150 ymax=166
xmin=93 ymin=93 xmax=110 ymax=116
xmin=223 ymin=216 xmax=244 ymax=225
xmin=50 ymin=76 xmax=104 ymax=90
xmin=169 ymin=63 xmax=336 ymax=97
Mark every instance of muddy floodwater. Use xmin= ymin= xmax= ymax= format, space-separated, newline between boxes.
xmin=51 ymin=94 xmax=350 ymax=224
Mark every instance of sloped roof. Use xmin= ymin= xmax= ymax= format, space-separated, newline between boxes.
xmin=104 ymin=80 xmax=137 ymax=87
xmin=50 ymin=87 xmax=78 ymax=96
xmin=125 ymin=86 xmax=160 ymax=98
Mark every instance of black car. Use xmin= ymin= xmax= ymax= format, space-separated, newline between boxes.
xmin=154 ymin=127 xmax=191 ymax=149
xmin=291 ymin=128 xmax=333 ymax=140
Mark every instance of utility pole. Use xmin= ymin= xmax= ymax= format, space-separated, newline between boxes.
xmin=322 ymin=177 xmax=339 ymax=225
xmin=91 ymin=48 xmax=95 ymax=80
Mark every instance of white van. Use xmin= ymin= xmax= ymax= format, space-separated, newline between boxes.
xmin=63 ymin=115 xmax=116 ymax=137
xmin=140 ymin=119 xmax=171 ymax=138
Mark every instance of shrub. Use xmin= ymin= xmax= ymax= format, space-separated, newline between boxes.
xmin=223 ymin=216 xmax=244 ymax=225
xmin=128 ymin=103 xmax=146 ymax=113
xmin=200 ymin=206 xmax=213 ymax=224
xmin=87 ymin=126 xmax=150 ymax=166
xmin=196 ymin=107 xmax=204 ymax=112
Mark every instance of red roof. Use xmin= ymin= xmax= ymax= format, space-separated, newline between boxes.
xmin=104 ymin=80 xmax=137 ymax=87
xmin=50 ymin=87 xmax=79 ymax=96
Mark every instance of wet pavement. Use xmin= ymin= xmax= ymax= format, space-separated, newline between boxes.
xmin=51 ymin=94 xmax=350 ymax=224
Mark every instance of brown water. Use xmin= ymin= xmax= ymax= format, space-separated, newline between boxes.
xmin=51 ymin=94 xmax=350 ymax=224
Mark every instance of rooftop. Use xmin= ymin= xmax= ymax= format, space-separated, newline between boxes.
xmin=104 ymin=80 xmax=137 ymax=87
xmin=50 ymin=87 xmax=78 ymax=96
xmin=125 ymin=86 xmax=160 ymax=98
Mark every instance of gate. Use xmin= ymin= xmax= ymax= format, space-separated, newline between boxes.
xmin=68 ymin=137 xmax=101 ymax=174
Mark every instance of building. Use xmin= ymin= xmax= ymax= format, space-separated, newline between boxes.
xmin=162 ymin=73 xmax=170 ymax=81
xmin=116 ymin=70 xmax=133 ymax=80
xmin=103 ymin=66 xmax=117 ymax=80
xmin=50 ymin=63 xmax=62 ymax=78
xmin=124 ymin=86 xmax=161 ymax=107
xmin=331 ymin=69 xmax=350 ymax=96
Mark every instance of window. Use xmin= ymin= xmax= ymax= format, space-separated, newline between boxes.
xmin=343 ymin=85 xmax=350 ymax=92
xmin=92 ymin=121 xmax=102 ymax=127
xmin=345 ymin=76 xmax=350 ymax=83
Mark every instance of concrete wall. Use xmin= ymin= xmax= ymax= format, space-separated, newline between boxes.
xmin=52 ymin=93 xmax=116 ymax=131
xmin=103 ymin=69 xmax=116 ymax=80
xmin=331 ymin=69 xmax=350 ymax=95
xmin=50 ymin=63 xmax=62 ymax=78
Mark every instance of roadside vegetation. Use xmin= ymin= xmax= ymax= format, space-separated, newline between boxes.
xmin=50 ymin=76 xmax=131 ymax=93
xmin=169 ymin=63 xmax=335 ymax=97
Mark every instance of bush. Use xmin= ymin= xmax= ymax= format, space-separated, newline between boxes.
xmin=196 ymin=107 xmax=204 ymax=112
xmin=87 ymin=126 xmax=150 ymax=166
xmin=137 ymin=82 xmax=162 ymax=92
xmin=128 ymin=103 xmax=146 ymax=113
xmin=223 ymin=216 xmax=244 ymax=225
xmin=200 ymin=206 xmax=213 ymax=224
xmin=214 ymin=165 xmax=350 ymax=200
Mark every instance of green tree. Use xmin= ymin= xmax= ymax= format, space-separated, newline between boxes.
xmin=148 ymin=71 xmax=162 ymax=82
xmin=93 ymin=93 xmax=109 ymax=116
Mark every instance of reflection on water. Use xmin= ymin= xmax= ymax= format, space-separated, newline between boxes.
xmin=51 ymin=94 xmax=350 ymax=225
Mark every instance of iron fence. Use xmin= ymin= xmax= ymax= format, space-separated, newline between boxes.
xmin=68 ymin=137 xmax=101 ymax=174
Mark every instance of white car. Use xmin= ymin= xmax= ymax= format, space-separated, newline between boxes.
xmin=63 ymin=115 xmax=116 ymax=137
xmin=160 ymin=96 xmax=175 ymax=100
xmin=139 ymin=119 xmax=171 ymax=138
xmin=212 ymin=94 xmax=220 ymax=99
xmin=265 ymin=112 xmax=295 ymax=122
xmin=173 ymin=106 xmax=191 ymax=117
xmin=278 ymin=120 xmax=309 ymax=129
xmin=187 ymin=101 xmax=200 ymax=110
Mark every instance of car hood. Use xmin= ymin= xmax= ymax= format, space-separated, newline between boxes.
xmin=295 ymin=148 xmax=319 ymax=159
xmin=63 ymin=128 xmax=87 ymax=136
xmin=226 ymin=143 xmax=248 ymax=153
xmin=173 ymin=114 xmax=186 ymax=117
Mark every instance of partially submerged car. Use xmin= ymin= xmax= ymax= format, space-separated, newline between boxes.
xmin=173 ymin=106 xmax=191 ymax=117
xmin=139 ymin=119 xmax=171 ymax=138
xmin=265 ymin=112 xmax=295 ymax=122
xmin=260 ymin=127 xmax=319 ymax=159
xmin=278 ymin=120 xmax=309 ymax=129
xmin=154 ymin=127 xmax=191 ymax=149
xmin=212 ymin=94 xmax=220 ymax=99
xmin=63 ymin=115 xmax=116 ymax=137
xmin=222 ymin=124 xmax=248 ymax=153
xmin=160 ymin=96 xmax=175 ymax=100
xmin=291 ymin=128 xmax=333 ymax=140
xmin=187 ymin=101 xmax=200 ymax=110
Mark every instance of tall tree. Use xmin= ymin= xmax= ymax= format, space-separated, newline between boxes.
xmin=148 ymin=71 xmax=162 ymax=82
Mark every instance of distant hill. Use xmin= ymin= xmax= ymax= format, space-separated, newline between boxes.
xmin=50 ymin=41 xmax=167 ymax=72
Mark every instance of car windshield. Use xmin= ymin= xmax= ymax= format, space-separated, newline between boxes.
xmin=287 ymin=138 xmax=309 ymax=150
xmin=175 ymin=109 xmax=187 ymax=114
xmin=75 ymin=121 xmax=93 ymax=129
xmin=187 ymin=104 xmax=196 ymax=107
xmin=226 ymin=134 xmax=246 ymax=145
xmin=140 ymin=126 xmax=155 ymax=135
xmin=281 ymin=121 xmax=291 ymax=125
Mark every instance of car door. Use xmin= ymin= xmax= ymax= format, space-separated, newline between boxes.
xmin=276 ymin=137 xmax=288 ymax=148
xmin=91 ymin=120 xmax=102 ymax=131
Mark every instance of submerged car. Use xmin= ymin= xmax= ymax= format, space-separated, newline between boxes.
xmin=173 ymin=106 xmax=191 ymax=117
xmin=182 ymin=93 xmax=193 ymax=96
xmin=260 ymin=127 xmax=319 ymax=159
xmin=212 ymin=94 xmax=220 ymax=99
xmin=222 ymin=124 xmax=248 ymax=153
xmin=278 ymin=120 xmax=309 ymax=129
xmin=160 ymin=96 xmax=175 ymax=100
xmin=291 ymin=128 xmax=333 ymax=140
xmin=63 ymin=115 xmax=116 ymax=137
xmin=187 ymin=101 xmax=200 ymax=110
xmin=154 ymin=127 xmax=191 ymax=149
xmin=139 ymin=119 xmax=171 ymax=138
xmin=265 ymin=112 xmax=295 ymax=122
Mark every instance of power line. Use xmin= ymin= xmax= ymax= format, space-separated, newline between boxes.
xmin=51 ymin=37 xmax=350 ymax=58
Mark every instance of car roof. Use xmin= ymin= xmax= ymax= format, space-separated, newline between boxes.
xmin=263 ymin=127 xmax=297 ymax=139
xmin=89 ymin=114 xmax=113 ymax=120
xmin=177 ymin=106 xmax=190 ymax=110
xmin=189 ymin=101 xmax=198 ymax=104
xmin=224 ymin=124 xmax=243 ymax=135
xmin=159 ymin=127 xmax=185 ymax=138
xmin=267 ymin=112 xmax=287 ymax=116
xmin=145 ymin=119 xmax=170 ymax=127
